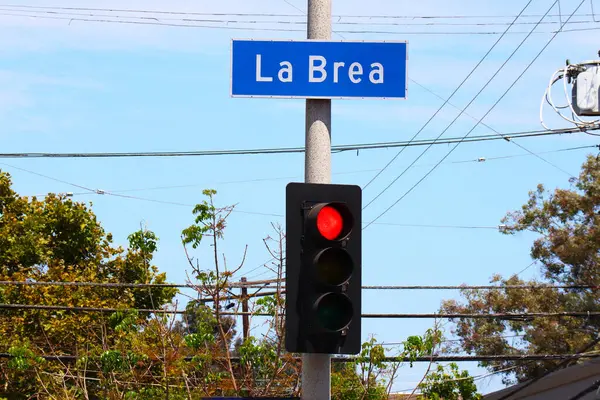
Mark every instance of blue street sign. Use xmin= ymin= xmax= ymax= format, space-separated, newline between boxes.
xmin=230 ymin=39 xmax=408 ymax=100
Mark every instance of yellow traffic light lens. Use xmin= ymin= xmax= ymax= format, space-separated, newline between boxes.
xmin=315 ymin=293 xmax=353 ymax=332
xmin=314 ymin=248 xmax=352 ymax=286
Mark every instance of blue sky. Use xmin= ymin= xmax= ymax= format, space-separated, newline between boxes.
xmin=1 ymin=0 xmax=599 ymax=395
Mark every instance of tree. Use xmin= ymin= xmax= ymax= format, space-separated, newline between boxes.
xmin=441 ymin=154 xmax=600 ymax=384
xmin=1 ymin=176 xmax=443 ymax=398
xmin=0 ymin=170 xmax=177 ymax=397
xmin=418 ymin=363 xmax=481 ymax=400
xmin=331 ymin=337 xmax=396 ymax=400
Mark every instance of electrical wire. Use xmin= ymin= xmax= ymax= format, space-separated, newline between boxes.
xmin=411 ymin=78 xmax=584 ymax=177
xmin=1 ymin=144 xmax=596 ymax=240
xmin=0 ymin=1 xmax=595 ymax=20
xmin=289 ymin=0 xmax=595 ymax=186
xmin=1 ymin=10 xmax=600 ymax=35
xmin=409 ymin=78 xmax=514 ymax=135
xmin=0 ymin=162 xmax=94 ymax=193
xmin=1 ymin=6 xmax=600 ymax=28
xmin=0 ymin=162 xmax=287 ymax=217
xmin=362 ymin=0 xmax=534 ymax=192
xmin=0 ymin=126 xmax=591 ymax=159
xmin=363 ymin=0 xmax=558 ymax=213
xmin=240 ymin=257 xmax=279 ymax=279
xmin=2 ymin=303 xmax=600 ymax=319
xmin=1 ymin=144 xmax=597 ymax=229
xmin=363 ymin=0 xmax=588 ymax=230
xmin=395 ymin=364 xmax=521 ymax=394
xmin=1 ymin=351 xmax=598 ymax=363
xmin=382 ymin=334 xmax=526 ymax=347
xmin=328 ymin=6 xmax=588 ymax=185
xmin=541 ymin=62 xmax=600 ymax=130
xmin=2 ymin=281 xmax=596 ymax=290
xmin=0 ymin=4 xmax=597 ymax=21
xmin=370 ymin=222 xmax=497 ymax=229
xmin=0 ymin=279 xmax=277 ymax=289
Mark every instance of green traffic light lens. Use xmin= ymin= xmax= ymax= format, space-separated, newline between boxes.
xmin=314 ymin=248 xmax=353 ymax=286
xmin=315 ymin=293 xmax=353 ymax=332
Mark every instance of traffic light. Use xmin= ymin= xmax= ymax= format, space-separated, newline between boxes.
xmin=285 ymin=182 xmax=361 ymax=355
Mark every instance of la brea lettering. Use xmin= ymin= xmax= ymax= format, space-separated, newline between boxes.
xmin=255 ymin=54 xmax=384 ymax=84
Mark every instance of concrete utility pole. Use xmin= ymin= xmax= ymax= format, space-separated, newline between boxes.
xmin=303 ymin=0 xmax=332 ymax=399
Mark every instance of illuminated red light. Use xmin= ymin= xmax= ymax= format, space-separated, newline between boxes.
xmin=316 ymin=205 xmax=344 ymax=240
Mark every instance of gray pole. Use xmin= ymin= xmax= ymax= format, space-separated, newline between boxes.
xmin=303 ymin=0 xmax=332 ymax=399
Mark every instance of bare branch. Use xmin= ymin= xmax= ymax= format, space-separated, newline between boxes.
xmin=233 ymin=245 xmax=249 ymax=274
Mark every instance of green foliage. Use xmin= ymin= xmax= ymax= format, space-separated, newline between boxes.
xmin=331 ymin=363 xmax=388 ymax=400
xmin=128 ymin=229 xmax=158 ymax=254
xmin=330 ymin=328 xmax=442 ymax=400
xmin=0 ymin=170 xmax=177 ymax=397
xmin=100 ymin=350 xmax=125 ymax=373
xmin=404 ymin=327 xmax=442 ymax=367
xmin=109 ymin=309 xmax=140 ymax=333
xmin=185 ymin=331 xmax=215 ymax=349
xmin=419 ymin=363 xmax=481 ymax=400
xmin=255 ymin=294 xmax=278 ymax=316
xmin=181 ymin=189 xmax=219 ymax=249
xmin=99 ymin=349 xmax=149 ymax=374
xmin=441 ymin=155 xmax=600 ymax=384
xmin=330 ymin=331 xmax=442 ymax=400
xmin=6 ymin=345 xmax=44 ymax=371
xmin=238 ymin=337 xmax=281 ymax=380
xmin=124 ymin=388 xmax=188 ymax=400
xmin=0 ymin=179 xmax=442 ymax=399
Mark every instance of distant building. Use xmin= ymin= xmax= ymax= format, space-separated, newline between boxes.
xmin=484 ymin=358 xmax=600 ymax=399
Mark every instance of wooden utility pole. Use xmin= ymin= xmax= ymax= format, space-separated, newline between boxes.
xmin=241 ymin=277 xmax=250 ymax=340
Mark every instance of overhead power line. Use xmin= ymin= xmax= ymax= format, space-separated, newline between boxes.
xmin=363 ymin=0 xmax=587 ymax=229
xmin=409 ymin=78 xmax=582 ymax=177
xmin=2 ymin=143 xmax=595 ymax=226
xmin=0 ymin=4 xmax=594 ymax=19
xmin=0 ymin=126 xmax=593 ymax=159
xmin=383 ymin=334 xmax=526 ymax=347
xmin=0 ymin=279 xmax=277 ymax=289
xmin=0 ymin=3 xmax=598 ymax=20
xmin=0 ymin=4 xmax=598 ymax=26
xmin=1 ymin=352 xmax=597 ymax=363
xmin=362 ymin=0 xmax=534 ymax=192
xmin=2 ymin=303 xmax=600 ymax=320
xmin=0 ymin=6 xmax=599 ymax=28
xmin=360 ymin=284 xmax=599 ymax=290
xmin=1 ymin=10 xmax=599 ymax=35
xmin=1 ymin=143 xmax=596 ymax=228
xmin=363 ymin=0 xmax=557 ymax=213
xmin=46 ymin=142 xmax=592 ymax=196
xmin=0 ymin=280 xmax=597 ymax=291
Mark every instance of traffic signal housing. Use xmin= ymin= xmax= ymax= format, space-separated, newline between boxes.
xmin=285 ymin=182 xmax=361 ymax=355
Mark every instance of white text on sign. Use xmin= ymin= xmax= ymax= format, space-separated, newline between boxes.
xmin=255 ymin=54 xmax=384 ymax=84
